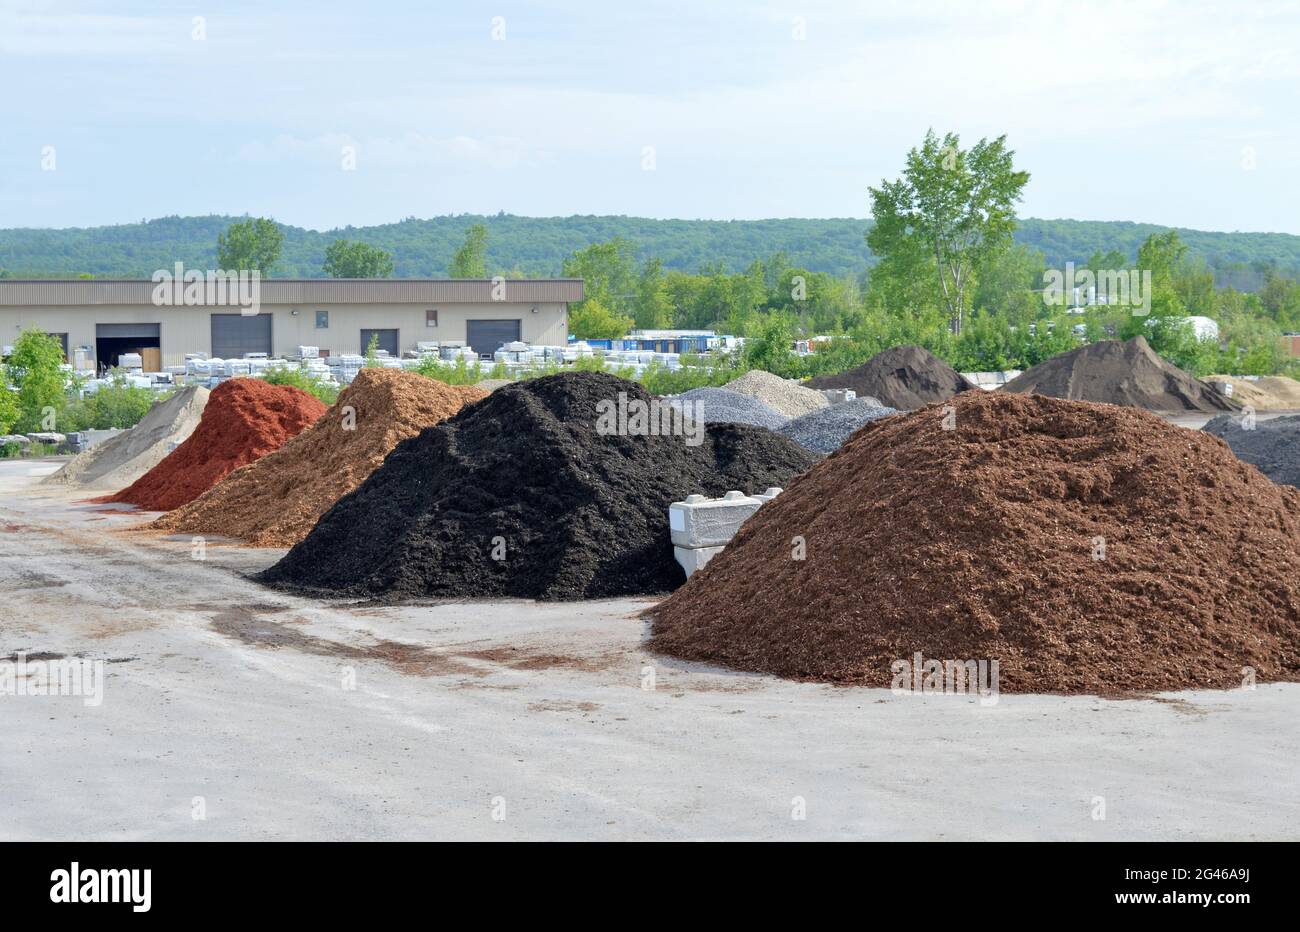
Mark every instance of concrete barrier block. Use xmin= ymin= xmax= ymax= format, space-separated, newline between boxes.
xmin=674 ymin=544 xmax=725 ymax=578
xmin=820 ymin=389 xmax=857 ymax=404
xmin=669 ymin=490 xmax=763 ymax=548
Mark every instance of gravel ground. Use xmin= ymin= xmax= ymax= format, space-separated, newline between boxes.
xmin=778 ymin=398 xmax=900 ymax=453
xmin=666 ymin=387 xmax=789 ymax=430
xmin=724 ymin=370 xmax=828 ymax=417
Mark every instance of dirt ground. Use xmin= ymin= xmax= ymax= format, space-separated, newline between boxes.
xmin=2 ymin=455 xmax=1298 ymax=840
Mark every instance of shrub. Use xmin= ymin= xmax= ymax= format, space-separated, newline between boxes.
xmin=60 ymin=373 xmax=168 ymax=431
xmin=262 ymin=366 xmax=340 ymax=404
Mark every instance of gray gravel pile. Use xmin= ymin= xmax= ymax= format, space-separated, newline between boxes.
xmin=1203 ymin=413 xmax=1300 ymax=489
xmin=666 ymin=387 xmax=789 ymax=430
xmin=777 ymin=398 xmax=900 ymax=453
xmin=42 ymin=385 xmax=210 ymax=491
xmin=724 ymin=369 xmax=828 ymax=417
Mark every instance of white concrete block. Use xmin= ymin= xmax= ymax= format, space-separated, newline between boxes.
xmin=674 ymin=544 xmax=725 ymax=578
xmin=669 ymin=490 xmax=763 ymax=548
xmin=820 ymin=389 xmax=856 ymax=404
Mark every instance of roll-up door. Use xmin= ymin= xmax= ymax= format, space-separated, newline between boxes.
xmin=96 ymin=323 xmax=161 ymax=340
xmin=211 ymin=313 xmax=272 ymax=358
xmin=359 ymin=328 xmax=400 ymax=357
xmin=466 ymin=319 xmax=521 ymax=358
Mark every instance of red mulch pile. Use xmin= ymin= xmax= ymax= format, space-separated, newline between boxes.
xmin=103 ymin=377 xmax=327 ymax=512
xmin=647 ymin=390 xmax=1300 ymax=693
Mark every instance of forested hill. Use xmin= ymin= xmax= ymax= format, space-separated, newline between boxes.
xmin=3 ymin=214 xmax=1299 ymax=285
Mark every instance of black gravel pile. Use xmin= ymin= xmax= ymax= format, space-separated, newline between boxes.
xmin=1203 ymin=413 xmax=1300 ymax=489
xmin=258 ymin=371 xmax=819 ymax=601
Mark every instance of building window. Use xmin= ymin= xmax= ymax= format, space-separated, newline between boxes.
xmin=46 ymin=332 xmax=70 ymax=362
xmin=426 ymin=308 xmax=438 ymax=328
xmin=316 ymin=310 xmax=329 ymax=329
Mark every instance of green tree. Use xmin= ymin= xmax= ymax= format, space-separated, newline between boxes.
xmin=868 ymin=130 xmax=1030 ymax=333
xmin=449 ymin=224 xmax=488 ymax=277
xmin=562 ymin=238 xmax=638 ymax=317
xmin=633 ymin=258 xmax=674 ymax=329
xmin=5 ymin=329 xmax=68 ymax=433
xmin=1259 ymin=271 xmax=1300 ymax=330
xmin=741 ymin=315 xmax=797 ymax=376
xmin=568 ymin=297 xmax=633 ymax=341
xmin=0 ymin=369 xmax=18 ymax=434
xmin=217 ymin=217 xmax=284 ymax=273
xmin=363 ymin=332 xmax=382 ymax=367
xmin=322 ymin=239 xmax=395 ymax=278
xmin=973 ymin=243 xmax=1045 ymax=323
xmin=1119 ymin=231 xmax=1190 ymax=341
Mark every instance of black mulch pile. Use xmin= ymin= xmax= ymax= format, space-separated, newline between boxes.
xmin=258 ymin=371 xmax=819 ymax=601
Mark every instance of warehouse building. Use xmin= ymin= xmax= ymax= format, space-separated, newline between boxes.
xmin=0 ymin=278 xmax=582 ymax=371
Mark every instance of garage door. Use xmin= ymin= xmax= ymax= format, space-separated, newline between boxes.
xmin=360 ymin=328 xmax=399 ymax=357
xmin=211 ymin=314 xmax=272 ymax=359
xmin=466 ymin=319 xmax=521 ymax=358
xmin=96 ymin=323 xmax=161 ymax=340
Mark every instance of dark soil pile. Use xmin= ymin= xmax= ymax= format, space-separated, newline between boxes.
xmin=258 ymin=371 xmax=818 ymax=601
xmin=150 ymin=369 xmax=487 ymax=546
xmin=105 ymin=378 xmax=327 ymax=511
xmin=1002 ymin=336 xmax=1237 ymax=412
xmin=805 ymin=345 xmax=975 ymax=410
xmin=648 ymin=391 xmax=1300 ymax=693
xmin=1203 ymin=413 xmax=1300 ymax=489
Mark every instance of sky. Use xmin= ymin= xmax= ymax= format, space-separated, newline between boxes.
xmin=2 ymin=0 xmax=1299 ymax=233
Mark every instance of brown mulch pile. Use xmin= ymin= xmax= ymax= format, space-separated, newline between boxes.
xmin=150 ymin=369 xmax=486 ymax=546
xmin=647 ymin=390 xmax=1300 ymax=693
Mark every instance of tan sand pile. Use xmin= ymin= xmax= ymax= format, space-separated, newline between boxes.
xmin=42 ymin=385 xmax=209 ymax=491
xmin=1204 ymin=375 xmax=1300 ymax=410
xmin=1256 ymin=376 xmax=1300 ymax=408
xmin=150 ymin=369 xmax=487 ymax=546
xmin=1201 ymin=376 xmax=1273 ymax=409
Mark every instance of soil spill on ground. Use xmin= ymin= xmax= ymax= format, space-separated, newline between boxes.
xmin=202 ymin=603 xmax=625 ymax=681
xmin=204 ymin=604 xmax=485 ymax=678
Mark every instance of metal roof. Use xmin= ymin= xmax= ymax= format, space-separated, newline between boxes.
xmin=0 ymin=279 xmax=583 ymax=306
